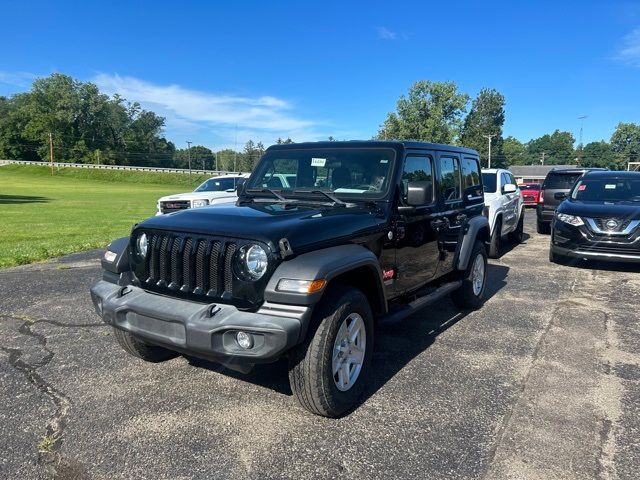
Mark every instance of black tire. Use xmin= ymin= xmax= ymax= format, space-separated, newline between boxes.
xmin=488 ymin=218 xmax=502 ymax=258
xmin=288 ymin=286 xmax=373 ymax=418
xmin=113 ymin=328 xmax=178 ymax=362
xmin=452 ymin=241 xmax=488 ymax=310
xmin=549 ymin=247 xmax=567 ymax=265
xmin=537 ymin=220 xmax=550 ymax=234
xmin=508 ymin=211 xmax=525 ymax=243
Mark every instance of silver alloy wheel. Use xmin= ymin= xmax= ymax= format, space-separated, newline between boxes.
xmin=332 ymin=313 xmax=366 ymax=392
xmin=471 ymin=253 xmax=485 ymax=296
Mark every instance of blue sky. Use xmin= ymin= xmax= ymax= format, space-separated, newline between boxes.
xmin=1 ymin=0 xmax=639 ymax=150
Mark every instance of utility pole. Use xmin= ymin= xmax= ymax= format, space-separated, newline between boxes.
xmin=483 ymin=134 xmax=496 ymax=169
xmin=215 ymin=151 xmax=218 ymax=171
xmin=577 ymin=115 xmax=588 ymax=164
xmin=234 ymin=124 xmax=238 ymax=172
xmin=186 ymin=141 xmax=192 ymax=182
xmin=48 ymin=132 xmax=54 ymax=175
xmin=541 ymin=152 xmax=546 ymax=165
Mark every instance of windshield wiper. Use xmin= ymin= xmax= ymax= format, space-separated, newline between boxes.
xmin=293 ymin=189 xmax=346 ymax=207
xmin=245 ymin=188 xmax=287 ymax=202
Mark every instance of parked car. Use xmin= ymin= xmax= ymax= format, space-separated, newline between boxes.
xmin=156 ymin=174 xmax=248 ymax=215
xmin=91 ymin=141 xmax=492 ymax=417
xmin=520 ymin=182 xmax=541 ymax=206
xmin=536 ymin=168 xmax=606 ymax=234
xmin=550 ymin=170 xmax=640 ymax=264
xmin=481 ymin=168 xmax=525 ymax=258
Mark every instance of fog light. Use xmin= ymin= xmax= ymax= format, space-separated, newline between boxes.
xmin=236 ymin=331 xmax=254 ymax=349
xmin=104 ymin=250 xmax=117 ymax=263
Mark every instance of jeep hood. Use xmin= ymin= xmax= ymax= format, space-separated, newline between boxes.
xmin=137 ymin=201 xmax=380 ymax=252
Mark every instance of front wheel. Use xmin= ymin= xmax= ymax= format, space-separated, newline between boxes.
xmin=451 ymin=241 xmax=488 ymax=310
xmin=288 ymin=286 xmax=373 ymax=418
xmin=488 ymin=218 xmax=502 ymax=258
xmin=508 ymin=211 xmax=525 ymax=243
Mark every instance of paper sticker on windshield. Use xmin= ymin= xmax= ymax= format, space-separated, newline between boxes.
xmin=380 ymin=159 xmax=389 ymax=164
xmin=311 ymin=158 xmax=326 ymax=167
xmin=605 ymin=184 xmax=617 ymax=189
xmin=578 ymin=184 xmax=587 ymax=191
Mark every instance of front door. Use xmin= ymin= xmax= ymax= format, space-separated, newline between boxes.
xmin=393 ymin=153 xmax=440 ymax=294
xmin=501 ymin=171 xmax=518 ymax=231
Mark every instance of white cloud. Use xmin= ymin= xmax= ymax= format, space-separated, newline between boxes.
xmin=376 ymin=26 xmax=397 ymax=40
xmin=615 ymin=27 xmax=640 ymax=67
xmin=0 ymin=71 xmax=37 ymax=88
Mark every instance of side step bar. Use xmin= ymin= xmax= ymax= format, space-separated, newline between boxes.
xmin=380 ymin=280 xmax=462 ymax=324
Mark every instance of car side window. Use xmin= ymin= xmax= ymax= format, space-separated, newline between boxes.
xmin=402 ymin=155 xmax=434 ymax=204
xmin=501 ymin=172 xmax=511 ymax=192
xmin=462 ymin=157 xmax=481 ymax=189
xmin=440 ymin=156 xmax=462 ymax=202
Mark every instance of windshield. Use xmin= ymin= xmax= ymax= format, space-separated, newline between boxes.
xmin=522 ymin=183 xmax=540 ymax=190
xmin=246 ymin=148 xmax=396 ymax=199
xmin=481 ymin=172 xmax=497 ymax=193
xmin=195 ymin=177 xmax=238 ymax=192
xmin=571 ymin=177 xmax=640 ymax=203
xmin=544 ymin=173 xmax=582 ymax=190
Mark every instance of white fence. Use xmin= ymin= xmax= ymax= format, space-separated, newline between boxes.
xmin=0 ymin=159 xmax=247 ymax=176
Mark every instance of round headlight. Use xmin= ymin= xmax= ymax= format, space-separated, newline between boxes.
xmin=136 ymin=233 xmax=148 ymax=259
xmin=238 ymin=244 xmax=268 ymax=280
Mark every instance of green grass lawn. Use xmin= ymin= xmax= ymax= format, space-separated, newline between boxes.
xmin=0 ymin=165 xmax=210 ymax=268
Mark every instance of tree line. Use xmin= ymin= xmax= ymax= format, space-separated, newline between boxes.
xmin=1 ymin=74 xmax=638 ymax=171
xmin=377 ymin=80 xmax=640 ymax=169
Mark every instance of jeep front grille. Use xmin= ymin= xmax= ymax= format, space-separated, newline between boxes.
xmin=141 ymin=233 xmax=238 ymax=298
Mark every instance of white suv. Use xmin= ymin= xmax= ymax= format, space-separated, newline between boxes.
xmin=481 ymin=168 xmax=525 ymax=258
xmin=156 ymin=174 xmax=249 ymax=215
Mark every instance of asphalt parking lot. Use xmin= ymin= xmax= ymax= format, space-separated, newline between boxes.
xmin=1 ymin=214 xmax=639 ymax=480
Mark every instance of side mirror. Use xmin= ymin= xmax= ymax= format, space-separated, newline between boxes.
xmin=236 ymin=178 xmax=246 ymax=193
xmin=554 ymin=191 xmax=568 ymax=200
xmin=503 ymin=183 xmax=517 ymax=193
xmin=407 ymin=181 xmax=433 ymax=206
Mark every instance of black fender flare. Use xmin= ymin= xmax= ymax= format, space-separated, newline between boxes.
xmin=264 ymin=244 xmax=387 ymax=314
xmin=102 ymin=236 xmax=131 ymax=274
xmin=456 ymin=216 xmax=490 ymax=270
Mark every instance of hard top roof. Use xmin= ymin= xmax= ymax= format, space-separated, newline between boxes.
xmin=266 ymin=140 xmax=479 ymax=156
xmin=582 ymin=170 xmax=640 ymax=178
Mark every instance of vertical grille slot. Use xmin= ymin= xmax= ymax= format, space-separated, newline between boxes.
xmin=207 ymin=241 xmax=221 ymax=295
xmin=223 ymin=243 xmax=237 ymax=293
xmin=194 ymin=240 xmax=208 ymax=293
xmin=169 ymin=238 xmax=182 ymax=289
xmin=148 ymin=234 xmax=160 ymax=282
xmin=181 ymin=238 xmax=193 ymax=291
xmin=157 ymin=236 xmax=170 ymax=286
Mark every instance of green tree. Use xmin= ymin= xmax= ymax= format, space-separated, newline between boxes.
xmin=581 ymin=141 xmax=620 ymax=169
xmin=376 ymin=80 xmax=469 ymax=143
xmin=500 ymin=136 xmax=527 ymax=166
xmin=460 ymin=88 xmax=506 ymax=167
xmin=174 ymin=145 xmax=214 ymax=170
xmin=276 ymin=137 xmax=294 ymax=144
xmin=526 ymin=130 xmax=576 ymax=165
xmin=610 ymin=122 xmax=640 ymax=166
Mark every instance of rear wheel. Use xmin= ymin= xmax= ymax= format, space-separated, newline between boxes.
xmin=452 ymin=241 xmax=488 ymax=310
xmin=488 ymin=218 xmax=502 ymax=258
xmin=537 ymin=220 xmax=550 ymax=234
xmin=508 ymin=211 xmax=525 ymax=243
xmin=288 ymin=286 xmax=373 ymax=418
xmin=113 ymin=328 xmax=177 ymax=362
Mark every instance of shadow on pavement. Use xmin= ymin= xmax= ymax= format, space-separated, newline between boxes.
xmin=0 ymin=194 xmax=50 ymax=204
xmin=559 ymin=257 xmax=640 ymax=274
xmin=188 ymin=263 xmax=510 ymax=411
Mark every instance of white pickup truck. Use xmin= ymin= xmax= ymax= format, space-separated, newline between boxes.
xmin=156 ymin=174 xmax=248 ymax=215
xmin=481 ymin=168 xmax=525 ymax=258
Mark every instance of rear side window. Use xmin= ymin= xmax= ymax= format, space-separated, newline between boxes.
xmin=545 ymin=173 xmax=582 ymax=190
xmin=440 ymin=156 xmax=461 ymax=201
xmin=462 ymin=157 xmax=481 ymax=188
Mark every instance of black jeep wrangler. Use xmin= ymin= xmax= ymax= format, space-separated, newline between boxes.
xmin=90 ymin=141 xmax=490 ymax=417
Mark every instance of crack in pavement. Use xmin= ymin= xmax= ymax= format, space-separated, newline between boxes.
xmin=1 ymin=314 xmax=105 ymax=477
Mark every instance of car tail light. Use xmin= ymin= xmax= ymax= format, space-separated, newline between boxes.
xmin=538 ymin=190 xmax=544 ymax=204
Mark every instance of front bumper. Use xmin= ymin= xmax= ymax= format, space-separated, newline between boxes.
xmin=551 ymin=220 xmax=640 ymax=263
xmin=90 ymin=280 xmax=310 ymax=364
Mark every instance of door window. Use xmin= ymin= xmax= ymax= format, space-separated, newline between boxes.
xmin=440 ymin=156 xmax=461 ymax=202
xmin=501 ymin=172 xmax=512 ymax=192
xmin=402 ymin=155 xmax=434 ymax=204
xmin=462 ymin=157 xmax=481 ymax=188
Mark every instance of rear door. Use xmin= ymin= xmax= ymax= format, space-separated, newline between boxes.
xmin=435 ymin=152 xmax=464 ymax=276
